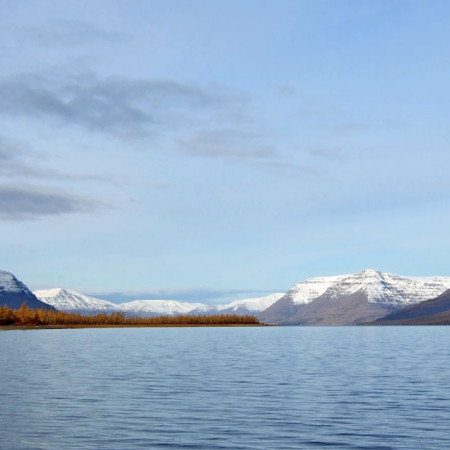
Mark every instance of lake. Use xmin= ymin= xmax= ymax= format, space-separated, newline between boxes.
xmin=1 ymin=326 xmax=449 ymax=449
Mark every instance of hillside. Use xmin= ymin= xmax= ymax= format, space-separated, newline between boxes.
xmin=369 ymin=289 xmax=450 ymax=325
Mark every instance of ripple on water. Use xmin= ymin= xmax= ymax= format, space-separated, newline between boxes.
xmin=1 ymin=326 xmax=450 ymax=449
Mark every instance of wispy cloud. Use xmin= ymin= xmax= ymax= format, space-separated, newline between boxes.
xmin=0 ymin=70 xmax=319 ymax=177
xmin=19 ymin=20 xmax=130 ymax=47
xmin=252 ymin=160 xmax=322 ymax=176
xmin=0 ymin=185 xmax=106 ymax=221
xmin=307 ymin=146 xmax=346 ymax=161
xmin=276 ymin=84 xmax=297 ymax=97
xmin=178 ymin=129 xmax=276 ymax=160
xmin=0 ymin=136 xmax=41 ymax=178
xmin=0 ymin=135 xmax=118 ymax=184
xmin=0 ymin=73 xmax=221 ymax=138
xmin=333 ymin=122 xmax=370 ymax=133
xmin=0 ymin=136 xmax=30 ymax=161
xmin=178 ymin=129 xmax=326 ymax=177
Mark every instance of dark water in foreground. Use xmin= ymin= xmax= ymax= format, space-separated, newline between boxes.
xmin=1 ymin=326 xmax=449 ymax=449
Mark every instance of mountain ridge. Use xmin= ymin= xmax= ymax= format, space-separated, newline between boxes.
xmin=260 ymin=269 xmax=450 ymax=325
xmin=5 ymin=268 xmax=450 ymax=325
xmin=33 ymin=288 xmax=284 ymax=317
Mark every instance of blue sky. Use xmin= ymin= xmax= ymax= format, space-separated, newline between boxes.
xmin=1 ymin=0 xmax=449 ymax=303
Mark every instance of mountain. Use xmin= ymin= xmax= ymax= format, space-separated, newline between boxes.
xmin=218 ymin=292 xmax=285 ymax=314
xmin=192 ymin=293 xmax=285 ymax=315
xmin=0 ymin=270 xmax=54 ymax=310
xmin=369 ymin=289 xmax=450 ymax=325
xmin=34 ymin=289 xmax=196 ymax=316
xmin=120 ymin=300 xmax=204 ymax=317
xmin=34 ymin=288 xmax=120 ymax=314
xmin=259 ymin=269 xmax=450 ymax=325
xmin=33 ymin=269 xmax=450 ymax=325
xmin=34 ymin=288 xmax=283 ymax=317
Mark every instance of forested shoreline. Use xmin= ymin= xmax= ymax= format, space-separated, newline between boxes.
xmin=0 ymin=303 xmax=262 ymax=328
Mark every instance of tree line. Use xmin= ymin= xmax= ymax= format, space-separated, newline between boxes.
xmin=0 ymin=303 xmax=261 ymax=327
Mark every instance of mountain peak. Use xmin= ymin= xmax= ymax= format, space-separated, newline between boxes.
xmin=0 ymin=270 xmax=30 ymax=294
xmin=348 ymin=269 xmax=387 ymax=281
xmin=34 ymin=287 xmax=82 ymax=299
xmin=0 ymin=270 xmax=18 ymax=290
xmin=0 ymin=270 xmax=54 ymax=310
xmin=261 ymin=270 xmax=450 ymax=325
xmin=359 ymin=269 xmax=382 ymax=276
xmin=0 ymin=269 xmax=14 ymax=276
xmin=34 ymin=288 xmax=119 ymax=312
xmin=280 ymin=269 xmax=450 ymax=308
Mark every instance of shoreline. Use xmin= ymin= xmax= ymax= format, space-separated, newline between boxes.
xmin=0 ymin=323 xmax=271 ymax=331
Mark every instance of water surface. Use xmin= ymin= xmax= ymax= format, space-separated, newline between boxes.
xmin=1 ymin=326 xmax=449 ymax=449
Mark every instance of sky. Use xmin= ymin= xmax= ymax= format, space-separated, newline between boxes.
xmin=1 ymin=0 xmax=450 ymax=303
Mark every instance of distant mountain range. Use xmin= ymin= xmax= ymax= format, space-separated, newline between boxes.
xmin=33 ymin=287 xmax=285 ymax=317
xmin=3 ymin=268 xmax=450 ymax=325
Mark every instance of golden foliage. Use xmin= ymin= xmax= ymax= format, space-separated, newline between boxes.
xmin=1 ymin=303 xmax=260 ymax=327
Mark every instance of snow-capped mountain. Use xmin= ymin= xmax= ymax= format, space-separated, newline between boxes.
xmin=34 ymin=288 xmax=120 ymax=313
xmin=120 ymin=300 xmax=204 ymax=317
xmin=32 ymin=269 xmax=450 ymax=325
xmin=192 ymin=293 xmax=285 ymax=315
xmin=218 ymin=292 xmax=285 ymax=312
xmin=284 ymin=269 xmax=450 ymax=308
xmin=321 ymin=269 xmax=450 ymax=308
xmin=260 ymin=269 xmax=450 ymax=325
xmin=33 ymin=289 xmax=199 ymax=316
xmin=34 ymin=288 xmax=284 ymax=317
xmin=0 ymin=270 xmax=53 ymax=310
xmin=282 ymin=275 xmax=347 ymax=305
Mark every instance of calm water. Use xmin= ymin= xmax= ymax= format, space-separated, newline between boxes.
xmin=1 ymin=326 xmax=449 ymax=449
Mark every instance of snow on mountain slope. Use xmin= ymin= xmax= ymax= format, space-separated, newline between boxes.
xmin=190 ymin=292 xmax=285 ymax=315
xmin=120 ymin=300 xmax=205 ymax=316
xmin=283 ymin=269 xmax=450 ymax=308
xmin=34 ymin=288 xmax=120 ymax=312
xmin=33 ymin=287 xmax=284 ymax=317
xmin=260 ymin=269 xmax=450 ymax=326
xmin=217 ymin=293 xmax=285 ymax=312
xmin=287 ymin=275 xmax=347 ymax=305
xmin=1 ymin=270 xmax=54 ymax=310
xmin=323 ymin=269 xmax=450 ymax=307
xmin=30 ymin=269 xmax=450 ymax=325
xmin=0 ymin=270 xmax=30 ymax=293
xmin=34 ymin=289 xmax=200 ymax=315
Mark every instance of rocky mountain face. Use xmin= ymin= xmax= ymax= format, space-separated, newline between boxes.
xmin=270 ymin=291 xmax=390 ymax=326
xmin=259 ymin=269 xmax=450 ymax=325
xmin=0 ymin=270 xmax=54 ymax=310
xmin=370 ymin=288 xmax=450 ymax=325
